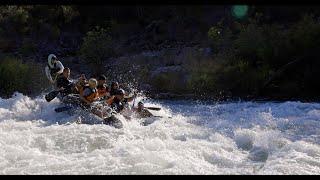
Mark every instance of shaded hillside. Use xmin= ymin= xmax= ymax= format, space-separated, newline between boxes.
xmin=1 ymin=5 xmax=320 ymax=101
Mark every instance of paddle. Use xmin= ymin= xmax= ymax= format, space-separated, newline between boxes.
xmin=153 ymin=115 xmax=172 ymax=119
xmin=45 ymin=74 xmax=72 ymax=102
xmin=131 ymin=93 xmax=136 ymax=109
xmin=45 ymin=90 xmax=60 ymax=102
xmin=45 ymin=81 xmax=73 ymax=102
xmin=45 ymin=75 xmax=62 ymax=102
xmin=54 ymin=106 xmax=73 ymax=112
xmin=145 ymin=107 xmax=161 ymax=111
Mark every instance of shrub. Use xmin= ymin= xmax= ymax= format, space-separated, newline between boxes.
xmin=187 ymin=71 xmax=217 ymax=95
xmin=0 ymin=6 xmax=30 ymax=35
xmin=233 ymin=22 xmax=264 ymax=62
xmin=50 ymin=25 xmax=61 ymax=40
xmin=79 ymin=26 xmax=114 ymax=73
xmin=0 ymin=56 xmax=49 ymax=97
xmin=19 ymin=38 xmax=37 ymax=55
xmin=61 ymin=5 xmax=79 ymax=23
xmin=151 ymin=72 xmax=187 ymax=93
xmin=286 ymin=14 xmax=320 ymax=57
xmin=208 ymin=24 xmax=233 ymax=53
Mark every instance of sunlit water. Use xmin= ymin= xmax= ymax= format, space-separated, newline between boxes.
xmin=0 ymin=92 xmax=319 ymax=174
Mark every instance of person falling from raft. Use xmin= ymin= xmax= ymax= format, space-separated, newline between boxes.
xmin=45 ymin=54 xmax=64 ymax=88
xmin=45 ymin=66 xmax=76 ymax=102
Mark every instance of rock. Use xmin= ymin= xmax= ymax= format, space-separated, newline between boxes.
xmin=203 ymin=47 xmax=212 ymax=56
xmin=141 ymin=51 xmax=161 ymax=57
xmin=153 ymin=93 xmax=195 ymax=99
xmin=150 ymin=65 xmax=185 ymax=79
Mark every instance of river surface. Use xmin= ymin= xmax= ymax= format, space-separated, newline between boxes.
xmin=0 ymin=93 xmax=319 ymax=174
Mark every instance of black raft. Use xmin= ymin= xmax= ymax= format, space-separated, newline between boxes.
xmin=54 ymin=94 xmax=123 ymax=129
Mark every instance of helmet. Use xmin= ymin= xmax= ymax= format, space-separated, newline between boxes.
xmin=98 ymin=74 xmax=107 ymax=81
xmin=115 ymin=89 xmax=125 ymax=95
xmin=111 ymin=81 xmax=119 ymax=87
xmin=88 ymin=78 xmax=98 ymax=87
xmin=138 ymin=101 xmax=144 ymax=106
xmin=48 ymin=54 xmax=57 ymax=68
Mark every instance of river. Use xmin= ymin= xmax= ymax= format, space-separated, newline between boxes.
xmin=0 ymin=92 xmax=319 ymax=174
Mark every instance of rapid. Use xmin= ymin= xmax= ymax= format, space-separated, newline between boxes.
xmin=0 ymin=92 xmax=319 ymax=174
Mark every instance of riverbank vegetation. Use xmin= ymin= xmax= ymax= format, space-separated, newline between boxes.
xmin=1 ymin=5 xmax=320 ymax=100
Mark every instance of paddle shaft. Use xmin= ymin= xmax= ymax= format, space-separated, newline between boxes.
xmin=145 ymin=107 xmax=161 ymax=111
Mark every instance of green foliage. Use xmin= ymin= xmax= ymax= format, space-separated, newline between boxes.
xmin=151 ymin=72 xmax=186 ymax=93
xmin=208 ymin=21 xmax=233 ymax=53
xmin=208 ymin=26 xmax=222 ymax=50
xmin=0 ymin=6 xmax=319 ymax=99
xmin=187 ymin=71 xmax=217 ymax=95
xmin=0 ymin=5 xmax=80 ymax=39
xmin=233 ymin=23 xmax=263 ymax=57
xmin=19 ymin=38 xmax=37 ymax=55
xmin=287 ymin=14 xmax=320 ymax=56
xmin=199 ymin=13 xmax=320 ymax=98
xmin=50 ymin=25 xmax=61 ymax=40
xmin=0 ymin=56 xmax=49 ymax=97
xmin=221 ymin=61 xmax=269 ymax=95
xmin=0 ymin=6 xmax=30 ymax=35
xmin=79 ymin=26 xmax=114 ymax=73
xmin=61 ymin=6 xmax=79 ymax=23
xmin=200 ymin=13 xmax=320 ymax=96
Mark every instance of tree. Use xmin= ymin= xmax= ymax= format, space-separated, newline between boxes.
xmin=79 ymin=26 xmax=114 ymax=74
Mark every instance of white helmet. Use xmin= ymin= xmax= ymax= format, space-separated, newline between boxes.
xmin=88 ymin=78 xmax=98 ymax=87
xmin=48 ymin=54 xmax=57 ymax=68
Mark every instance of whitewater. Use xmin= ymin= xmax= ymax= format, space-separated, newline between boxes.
xmin=0 ymin=92 xmax=319 ymax=174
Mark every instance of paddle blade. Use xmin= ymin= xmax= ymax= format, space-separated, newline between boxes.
xmin=45 ymin=90 xmax=59 ymax=102
xmin=104 ymin=115 xmax=123 ymax=129
xmin=54 ymin=106 xmax=73 ymax=113
xmin=145 ymin=107 xmax=161 ymax=111
xmin=153 ymin=115 xmax=172 ymax=118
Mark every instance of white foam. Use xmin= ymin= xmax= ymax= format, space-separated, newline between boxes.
xmin=0 ymin=93 xmax=319 ymax=174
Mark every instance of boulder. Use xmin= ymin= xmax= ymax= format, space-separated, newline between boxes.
xmin=150 ymin=65 xmax=184 ymax=78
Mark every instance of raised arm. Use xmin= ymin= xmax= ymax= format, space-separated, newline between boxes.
xmin=45 ymin=66 xmax=54 ymax=83
xmin=56 ymin=61 xmax=64 ymax=74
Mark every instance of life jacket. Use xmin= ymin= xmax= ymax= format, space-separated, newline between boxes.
xmin=106 ymin=96 xmax=128 ymax=113
xmin=109 ymin=88 xmax=119 ymax=96
xmin=106 ymin=96 xmax=115 ymax=105
xmin=76 ymin=83 xmax=87 ymax=96
xmin=83 ymin=87 xmax=99 ymax=103
xmin=77 ymin=85 xmax=84 ymax=96
xmin=106 ymin=97 xmax=123 ymax=113
xmin=97 ymin=84 xmax=109 ymax=98
xmin=47 ymin=62 xmax=61 ymax=77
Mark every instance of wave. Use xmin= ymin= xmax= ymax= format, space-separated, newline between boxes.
xmin=0 ymin=93 xmax=319 ymax=174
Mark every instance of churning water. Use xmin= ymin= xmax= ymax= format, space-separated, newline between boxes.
xmin=0 ymin=92 xmax=319 ymax=174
